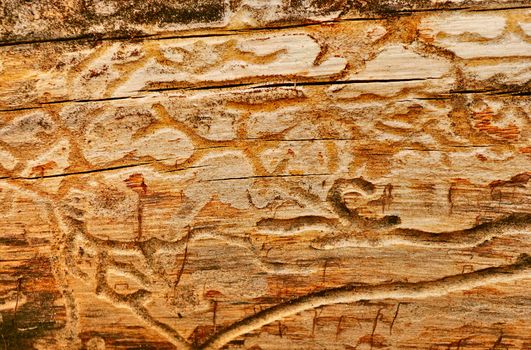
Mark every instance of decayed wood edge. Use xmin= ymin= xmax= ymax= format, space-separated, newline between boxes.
xmin=1 ymin=6 xmax=530 ymax=112
xmin=1 ymin=6 xmax=530 ymax=111
xmin=0 ymin=1 xmax=530 ymax=47
xmin=190 ymin=254 xmax=531 ymax=349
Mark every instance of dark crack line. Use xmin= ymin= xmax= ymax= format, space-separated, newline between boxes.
xmin=1 ymin=79 xmax=527 ymax=113
xmin=0 ymin=31 xmax=234 ymax=48
xmin=3 ymin=162 xmax=151 ymax=180
xmin=253 ymin=77 xmax=437 ymax=89
xmin=470 ymin=5 xmax=531 ymax=11
xmin=205 ymin=173 xmax=332 ymax=182
xmin=139 ymin=78 xmax=436 ymax=94
xmin=0 ymin=160 xmax=207 ymax=181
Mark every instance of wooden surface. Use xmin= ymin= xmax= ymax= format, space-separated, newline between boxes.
xmin=0 ymin=1 xmax=530 ymax=349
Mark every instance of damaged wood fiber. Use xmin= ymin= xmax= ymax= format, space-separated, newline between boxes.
xmin=0 ymin=1 xmax=530 ymax=349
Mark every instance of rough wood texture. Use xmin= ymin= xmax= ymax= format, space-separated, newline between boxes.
xmin=0 ymin=1 xmax=530 ymax=350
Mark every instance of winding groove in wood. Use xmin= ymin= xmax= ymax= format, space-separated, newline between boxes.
xmin=200 ymin=254 xmax=531 ymax=349
xmin=0 ymin=2 xmax=530 ymax=349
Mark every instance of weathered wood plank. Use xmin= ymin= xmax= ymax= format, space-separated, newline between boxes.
xmin=1 ymin=0 xmax=530 ymax=45
xmin=0 ymin=3 xmax=530 ymax=350
xmin=1 ymin=8 xmax=530 ymax=111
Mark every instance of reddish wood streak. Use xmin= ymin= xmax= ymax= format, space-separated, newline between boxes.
xmin=12 ymin=278 xmax=22 ymax=327
xmin=370 ymin=308 xmax=384 ymax=350
xmin=336 ymin=315 xmax=344 ymax=340
xmin=213 ymin=300 xmax=218 ymax=332
xmin=311 ymin=309 xmax=321 ymax=337
xmin=173 ymin=227 xmax=191 ymax=292
xmin=322 ymin=259 xmax=329 ymax=283
xmin=389 ymin=302 xmax=402 ymax=335
xmin=490 ymin=333 xmax=504 ymax=350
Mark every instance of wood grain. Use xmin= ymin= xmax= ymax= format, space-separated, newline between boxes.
xmin=0 ymin=2 xmax=530 ymax=349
